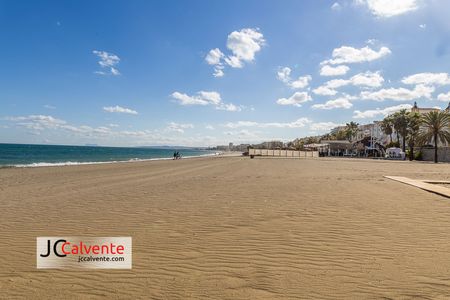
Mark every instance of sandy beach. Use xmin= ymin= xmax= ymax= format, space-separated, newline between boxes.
xmin=1 ymin=156 xmax=450 ymax=299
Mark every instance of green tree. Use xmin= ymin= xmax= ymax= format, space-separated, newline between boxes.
xmin=392 ymin=110 xmax=409 ymax=152
xmin=418 ymin=110 xmax=450 ymax=163
xmin=406 ymin=112 xmax=422 ymax=161
xmin=345 ymin=121 xmax=359 ymax=142
xmin=380 ymin=116 xmax=394 ymax=144
xmin=335 ymin=130 xmax=347 ymax=140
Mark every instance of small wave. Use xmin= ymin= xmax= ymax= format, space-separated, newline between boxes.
xmin=9 ymin=152 xmax=221 ymax=168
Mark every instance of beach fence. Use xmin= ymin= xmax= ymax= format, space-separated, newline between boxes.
xmin=248 ymin=148 xmax=319 ymax=158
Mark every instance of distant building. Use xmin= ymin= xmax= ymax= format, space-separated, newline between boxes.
xmin=411 ymin=101 xmax=440 ymax=115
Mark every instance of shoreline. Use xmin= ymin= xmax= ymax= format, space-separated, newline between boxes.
xmin=1 ymin=151 xmax=240 ymax=169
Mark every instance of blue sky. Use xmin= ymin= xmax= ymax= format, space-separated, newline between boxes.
xmin=1 ymin=0 xmax=450 ymax=146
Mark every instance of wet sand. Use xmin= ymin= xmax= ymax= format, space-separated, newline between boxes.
xmin=1 ymin=156 xmax=450 ymax=299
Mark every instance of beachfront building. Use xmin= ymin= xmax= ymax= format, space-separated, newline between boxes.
xmin=411 ymin=101 xmax=441 ymax=115
xmin=411 ymin=102 xmax=450 ymax=147
xmin=318 ymin=140 xmax=353 ymax=156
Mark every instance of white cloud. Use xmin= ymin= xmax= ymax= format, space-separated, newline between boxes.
xmin=5 ymin=115 xmax=66 ymax=130
xmin=361 ymin=84 xmax=434 ymax=101
xmin=353 ymin=104 xmax=413 ymax=119
xmin=350 ymin=71 xmax=384 ymax=87
xmin=224 ymin=118 xmax=312 ymax=129
xmin=290 ymin=76 xmax=312 ymax=89
xmin=171 ymin=91 xmax=241 ymax=112
xmin=166 ymin=122 xmax=194 ymax=133
xmin=277 ymin=67 xmax=291 ymax=83
xmin=401 ymin=72 xmax=450 ymax=86
xmin=44 ymin=104 xmax=56 ymax=109
xmin=276 ymin=92 xmax=312 ymax=107
xmin=356 ymin=0 xmax=419 ymax=18
xmin=226 ymin=28 xmax=265 ymax=66
xmin=419 ymin=24 xmax=426 ymax=29
xmin=311 ymin=97 xmax=353 ymax=110
xmin=320 ymin=65 xmax=350 ymax=76
xmin=312 ymin=86 xmax=338 ymax=96
xmin=205 ymin=125 xmax=215 ymax=130
xmin=437 ymin=92 xmax=450 ymax=102
xmin=103 ymin=105 xmax=138 ymax=115
xmin=310 ymin=122 xmax=343 ymax=132
xmin=216 ymin=103 xmax=242 ymax=112
xmin=110 ymin=67 xmax=120 ymax=76
xmin=321 ymin=45 xmax=391 ymax=65
xmin=205 ymin=48 xmax=224 ymax=65
xmin=205 ymin=48 xmax=225 ymax=77
xmin=331 ymin=2 xmax=341 ymax=10
xmin=205 ymin=28 xmax=265 ymax=77
xmin=171 ymin=91 xmax=221 ymax=106
xmin=213 ymin=66 xmax=224 ymax=78
xmin=313 ymin=71 xmax=384 ymax=95
xmin=93 ymin=50 xmax=121 ymax=76
xmin=277 ymin=67 xmax=311 ymax=89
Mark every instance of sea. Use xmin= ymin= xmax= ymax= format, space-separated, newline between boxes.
xmin=0 ymin=143 xmax=219 ymax=167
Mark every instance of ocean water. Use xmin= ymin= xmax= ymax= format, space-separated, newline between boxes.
xmin=0 ymin=143 xmax=218 ymax=167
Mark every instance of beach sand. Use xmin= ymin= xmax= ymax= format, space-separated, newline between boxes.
xmin=1 ymin=156 xmax=450 ymax=299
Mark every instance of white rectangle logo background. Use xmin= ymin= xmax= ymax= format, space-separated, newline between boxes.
xmin=37 ymin=237 xmax=132 ymax=269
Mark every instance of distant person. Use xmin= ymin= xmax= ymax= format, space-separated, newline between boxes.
xmin=173 ymin=151 xmax=177 ymax=160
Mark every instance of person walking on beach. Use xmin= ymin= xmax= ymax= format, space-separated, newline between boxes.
xmin=173 ymin=151 xmax=177 ymax=160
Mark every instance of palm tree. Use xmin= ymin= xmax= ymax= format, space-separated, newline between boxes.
xmin=345 ymin=121 xmax=359 ymax=142
xmin=392 ymin=110 xmax=409 ymax=152
xmin=381 ymin=116 xmax=394 ymax=144
xmin=406 ymin=112 xmax=422 ymax=161
xmin=419 ymin=110 xmax=450 ymax=163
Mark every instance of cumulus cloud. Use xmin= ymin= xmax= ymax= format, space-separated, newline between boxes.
xmin=277 ymin=67 xmax=311 ymax=89
xmin=224 ymin=118 xmax=312 ymax=129
xmin=350 ymin=71 xmax=384 ymax=87
xmin=312 ymin=85 xmax=338 ymax=96
xmin=277 ymin=67 xmax=291 ymax=83
xmin=311 ymin=97 xmax=353 ymax=110
xmin=171 ymin=91 xmax=241 ymax=112
xmin=290 ymin=76 xmax=312 ymax=89
xmin=355 ymin=0 xmax=419 ymax=18
xmin=437 ymin=92 xmax=450 ymax=102
xmin=360 ymin=84 xmax=434 ymax=101
xmin=205 ymin=48 xmax=225 ymax=77
xmin=166 ymin=122 xmax=194 ymax=133
xmin=401 ymin=72 xmax=450 ymax=86
xmin=310 ymin=122 xmax=343 ymax=132
xmin=276 ymin=92 xmax=312 ymax=107
xmin=93 ymin=50 xmax=121 ymax=76
xmin=103 ymin=105 xmax=138 ymax=115
xmin=320 ymin=65 xmax=350 ymax=76
xmin=321 ymin=45 xmax=391 ymax=65
xmin=313 ymin=71 xmax=384 ymax=95
xmin=353 ymin=104 xmax=413 ymax=119
xmin=205 ymin=28 xmax=265 ymax=77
